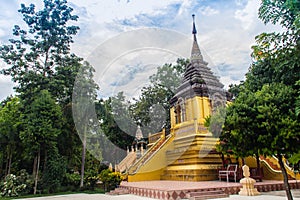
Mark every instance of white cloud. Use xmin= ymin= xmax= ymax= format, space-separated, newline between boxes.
xmin=0 ymin=0 xmax=282 ymax=101
xmin=87 ymin=28 xmax=191 ymax=99
xmin=235 ymin=0 xmax=248 ymax=7
xmin=220 ymin=76 xmax=242 ymax=89
xmin=0 ymin=75 xmax=15 ymax=100
xmin=178 ymin=0 xmax=192 ymax=15
xmin=0 ymin=29 xmax=5 ymax=38
xmin=234 ymin=0 xmax=259 ymax=30
xmin=199 ymin=6 xmax=219 ymax=16
xmin=69 ymin=0 xmax=180 ymax=23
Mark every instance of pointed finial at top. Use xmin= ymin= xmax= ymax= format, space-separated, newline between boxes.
xmin=190 ymin=14 xmax=203 ymax=62
xmin=192 ymin=14 xmax=197 ymax=35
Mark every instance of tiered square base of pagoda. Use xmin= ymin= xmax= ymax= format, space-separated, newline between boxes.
xmin=120 ymin=180 xmax=299 ymax=200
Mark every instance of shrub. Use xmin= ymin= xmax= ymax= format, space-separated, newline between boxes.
xmin=0 ymin=174 xmax=27 ymax=197
xmin=41 ymin=150 xmax=67 ymax=193
xmin=99 ymin=169 xmax=124 ymax=192
xmin=64 ymin=172 xmax=81 ymax=188
xmin=84 ymin=169 xmax=99 ymax=190
xmin=16 ymin=169 xmax=34 ymax=195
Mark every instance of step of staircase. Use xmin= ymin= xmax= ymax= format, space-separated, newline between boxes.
xmin=106 ymin=187 xmax=129 ymax=195
xmin=187 ymin=190 xmax=229 ymax=200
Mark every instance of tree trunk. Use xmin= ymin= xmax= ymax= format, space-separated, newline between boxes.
xmin=1 ymin=151 xmax=5 ymax=176
xmin=33 ymin=156 xmax=37 ymax=178
xmin=277 ymin=154 xmax=293 ymax=200
xmin=43 ymin=149 xmax=48 ymax=172
xmin=7 ymin=148 xmax=12 ymax=175
xmin=221 ymin=153 xmax=225 ymax=167
xmin=5 ymin=148 xmax=9 ymax=176
xmin=241 ymin=157 xmax=245 ymax=166
xmin=255 ymin=153 xmax=261 ymax=177
xmin=34 ymin=148 xmax=41 ymax=195
xmin=80 ymin=133 xmax=86 ymax=188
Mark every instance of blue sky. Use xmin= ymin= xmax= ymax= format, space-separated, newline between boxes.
xmin=0 ymin=0 xmax=281 ymax=101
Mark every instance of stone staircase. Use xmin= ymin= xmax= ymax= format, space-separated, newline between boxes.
xmin=128 ymin=135 xmax=167 ymax=174
xmin=186 ymin=190 xmax=229 ymax=200
xmin=106 ymin=187 xmax=129 ymax=195
xmin=116 ymin=151 xmax=136 ymax=173
xmin=161 ymin=133 xmax=223 ymax=181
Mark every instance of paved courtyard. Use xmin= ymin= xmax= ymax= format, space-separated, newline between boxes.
xmin=15 ymin=190 xmax=300 ymax=200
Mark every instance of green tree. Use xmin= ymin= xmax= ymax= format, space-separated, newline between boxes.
xmin=20 ymin=90 xmax=62 ymax=194
xmin=223 ymin=1 xmax=300 ymax=199
xmin=295 ymin=80 xmax=300 ymax=117
xmin=0 ymin=97 xmax=22 ymax=176
xmin=95 ymin=94 xmax=134 ymax=163
xmin=255 ymin=84 xmax=299 ymax=200
xmin=220 ymin=83 xmax=299 ymax=200
xmin=0 ymin=0 xmax=90 ymax=193
xmin=72 ymin=61 xmax=99 ymax=188
xmin=41 ymin=148 xmax=66 ymax=193
xmin=110 ymin=92 xmax=136 ymax=145
xmin=0 ymin=0 xmax=80 ymax=102
xmin=250 ymin=0 xmax=300 ymax=92
xmin=130 ymin=58 xmax=188 ymax=134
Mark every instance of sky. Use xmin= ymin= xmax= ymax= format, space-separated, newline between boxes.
xmin=0 ymin=0 xmax=282 ymax=101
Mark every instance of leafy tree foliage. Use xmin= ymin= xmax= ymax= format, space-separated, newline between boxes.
xmin=72 ymin=61 xmax=99 ymax=188
xmin=250 ymin=0 xmax=300 ymax=92
xmin=99 ymin=169 xmax=123 ymax=192
xmin=219 ymin=1 xmax=300 ymax=199
xmin=96 ymin=94 xmax=135 ymax=154
xmin=0 ymin=0 xmax=80 ymax=102
xmin=20 ymin=90 xmax=62 ymax=194
xmin=130 ymin=58 xmax=188 ymax=134
xmin=41 ymin=148 xmax=66 ymax=193
xmin=0 ymin=97 xmax=22 ymax=176
xmin=0 ymin=0 xmax=105 ymax=194
xmin=0 ymin=174 xmax=26 ymax=197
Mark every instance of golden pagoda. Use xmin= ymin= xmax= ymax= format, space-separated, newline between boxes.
xmin=119 ymin=15 xmax=228 ymax=181
xmin=117 ymin=15 xmax=299 ymax=182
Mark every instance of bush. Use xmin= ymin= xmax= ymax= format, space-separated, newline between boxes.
xmin=16 ymin=169 xmax=34 ymax=195
xmin=0 ymin=174 xmax=27 ymax=197
xmin=41 ymin=150 xmax=67 ymax=193
xmin=64 ymin=172 xmax=81 ymax=188
xmin=84 ymin=169 xmax=99 ymax=190
xmin=99 ymin=169 xmax=123 ymax=192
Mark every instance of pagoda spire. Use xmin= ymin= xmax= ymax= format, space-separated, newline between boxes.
xmin=191 ymin=14 xmax=203 ymax=62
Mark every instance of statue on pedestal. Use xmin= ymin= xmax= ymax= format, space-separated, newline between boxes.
xmin=239 ymin=165 xmax=260 ymax=196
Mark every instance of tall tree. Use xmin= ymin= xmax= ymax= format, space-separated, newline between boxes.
xmin=72 ymin=61 xmax=99 ymax=188
xmin=220 ymin=84 xmax=299 ymax=200
xmin=0 ymin=97 xmax=22 ymax=176
xmin=249 ymin=0 xmax=300 ymax=92
xmin=95 ymin=96 xmax=134 ymax=165
xmin=256 ymin=83 xmax=299 ymax=200
xmin=0 ymin=0 xmax=80 ymax=103
xmin=20 ymin=90 xmax=62 ymax=194
xmin=130 ymin=58 xmax=188 ymax=134
xmin=0 ymin=0 xmax=85 ymax=188
xmin=218 ymin=1 xmax=300 ymax=199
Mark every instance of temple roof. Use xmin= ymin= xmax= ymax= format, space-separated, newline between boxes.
xmin=170 ymin=15 xmax=228 ymax=105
